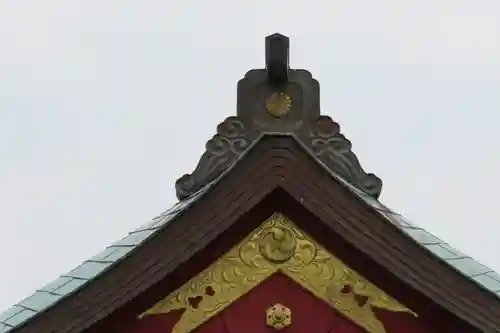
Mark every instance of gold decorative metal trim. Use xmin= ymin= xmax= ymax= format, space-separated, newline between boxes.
xmin=140 ymin=213 xmax=416 ymax=333
xmin=266 ymin=303 xmax=291 ymax=330
xmin=266 ymin=92 xmax=292 ymax=117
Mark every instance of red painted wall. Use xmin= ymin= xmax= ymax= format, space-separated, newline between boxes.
xmin=123 ymin=273 xmax=436 ymax=333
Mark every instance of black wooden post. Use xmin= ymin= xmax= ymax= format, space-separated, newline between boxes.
xmin=265 ymin=33 xmax=290 ymax=86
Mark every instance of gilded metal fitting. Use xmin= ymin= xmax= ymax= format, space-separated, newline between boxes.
xmin=266 ymin=303 xmax=291 ymax=330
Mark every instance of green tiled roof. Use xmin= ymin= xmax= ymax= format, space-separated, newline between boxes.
xmin=1 ymin=136 xmax=499 ymax=333
xmin=334 ymin=174 xmax=500 ymax=299
xmin=0 ymin=185 xmax=210 ymax=333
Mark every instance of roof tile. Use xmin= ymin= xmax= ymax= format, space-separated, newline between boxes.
xmin=52 ymin=278 xmax=87 ymax=296
xmin=376 ymin=210 xmax=418 ymax=228
xmin=3 ymin=309 xmax=36 ymax=327
xmin=64 ymin=261 xmax=112 ymax=280
xmin=0 ymin=322 xmax=9 ymax=333
xmin=39 ymin=277 xmax=72 ymax=293
xmin=112 ymin=229 xmax=156 ymax=247
xmin=94 ymin=246 xmax=133 ymax=263
xmin=401 ymin=227 xmax=443 ymax=245
xmin=447 ymin=257 xmax=492 ymax=277
xmin=472 ymin=273 xmax=500 ymax=292
xmin=486 ymin=271 xmax=500 ymax=283
xmin=0 ymin=307 xmax=23 ymax=323
xmin=89 ymin=247 xmax=124 ymax=262
xmin=18 ymin=292 xmax=62 ymax=312
xmin=424 ymin=244 xmax=463 ymax=260
xmin=438 ymin=243 xmax=469 ymax=259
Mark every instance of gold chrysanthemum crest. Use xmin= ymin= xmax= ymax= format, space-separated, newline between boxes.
xmin=265 ymin=92 xmax=292 ymax=117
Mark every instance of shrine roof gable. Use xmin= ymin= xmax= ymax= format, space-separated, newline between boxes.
xmin=0 ymin=135 xmax=499 ymax=333
xmin=1 ymin=33 xmax=500 ymax=333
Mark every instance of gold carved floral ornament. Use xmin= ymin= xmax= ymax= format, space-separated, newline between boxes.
xmin=140 ymin=213 xmax=416 ymax=333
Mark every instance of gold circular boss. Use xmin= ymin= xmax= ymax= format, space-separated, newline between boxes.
xmin=266 ymin=92 xmax=292 ymax=118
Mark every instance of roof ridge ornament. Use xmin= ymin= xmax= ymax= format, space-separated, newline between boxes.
xmin=266 ymin=33 xmax=290 ymax=86
xmin=175 ymin=33 xmax=382 ymax=200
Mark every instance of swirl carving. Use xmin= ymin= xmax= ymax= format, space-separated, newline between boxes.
xmin=175 ymin=116 xmax=252 ymax=200
xmin=141 ymin=213 xmax=415 ymax=333
xmin=259 ymin=226 xmax=297 ymax=263
xmin=308 ymin=115 xmax=383 ymax=198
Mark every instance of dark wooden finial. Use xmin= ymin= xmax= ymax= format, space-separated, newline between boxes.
xmin=265 ymin=33 xmax=290 ymax=85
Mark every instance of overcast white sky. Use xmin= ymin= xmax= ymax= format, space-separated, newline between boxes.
xmin=1 ymin=0 xmax=500 ymax=312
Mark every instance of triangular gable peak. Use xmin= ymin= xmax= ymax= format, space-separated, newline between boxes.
xmin=141 ymin=212 xmax=416 ymax=333
xmin=1 ymin=34 xmax=500 ymax=333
